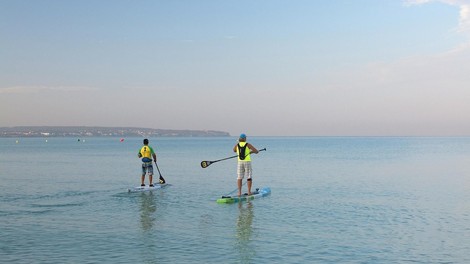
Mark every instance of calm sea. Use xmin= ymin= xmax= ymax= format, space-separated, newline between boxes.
xmin=1 ymin=137 xmax=469 ymax=263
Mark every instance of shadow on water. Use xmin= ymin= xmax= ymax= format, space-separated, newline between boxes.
xmin=235 ymin=201 xmax=256 ymax=263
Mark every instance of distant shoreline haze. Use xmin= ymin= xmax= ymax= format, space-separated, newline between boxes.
xmin=0 ymin=126 xmax=230 ymax=137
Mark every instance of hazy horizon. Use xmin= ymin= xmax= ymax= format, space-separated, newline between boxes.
xmin=2 ymin=0 xmax=470 ymax=136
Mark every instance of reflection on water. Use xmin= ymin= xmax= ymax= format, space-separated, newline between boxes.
xmin=235 ymin=201 xmax=255 ymax=263
xmin=138 ymin=192 xmax=160 ymax=264
xmin=139 ymin=192 xmax=157 ymax=232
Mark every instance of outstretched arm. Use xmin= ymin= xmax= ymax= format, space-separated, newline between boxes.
xmin=247 ymin=143 xmax=259 ymax=154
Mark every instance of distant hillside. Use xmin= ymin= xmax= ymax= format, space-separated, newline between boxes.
xmin=0 ymin=126 xmax=230 ymax=137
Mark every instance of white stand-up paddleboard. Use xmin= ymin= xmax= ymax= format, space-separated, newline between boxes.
xmin=127 ymin=183 xmax=169 ymax=193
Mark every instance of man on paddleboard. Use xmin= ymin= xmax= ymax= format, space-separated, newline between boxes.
xmin=233 ymin=133 xmax=259 ymax=196
xmin=138 ymin=139 xmax=164 ymax=187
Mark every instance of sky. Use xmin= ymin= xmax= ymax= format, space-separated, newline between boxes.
xmin=1 ymin=0 xmax=470 ymax=136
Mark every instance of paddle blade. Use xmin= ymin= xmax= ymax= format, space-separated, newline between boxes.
xmin=159 ymin=176 xmax=166 ymax=184
xmin=200 ymin=161 xmax=211 ymax=168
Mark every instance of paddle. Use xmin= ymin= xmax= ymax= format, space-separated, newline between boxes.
xmin=201 ymin=148 xmax=266 ymax=168
xmin=154 ymin=161 xmax=166 ymax=184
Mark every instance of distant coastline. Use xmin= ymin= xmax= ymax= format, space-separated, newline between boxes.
xmin=0 ymin=126 xmax=230 ymax=138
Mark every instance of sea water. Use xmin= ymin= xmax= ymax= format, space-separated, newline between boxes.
xmin=1 ymin=137 xmax=469 ymax=263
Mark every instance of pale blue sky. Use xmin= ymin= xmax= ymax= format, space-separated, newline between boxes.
xmin=1 ymin=0 xmax=470 ymax=136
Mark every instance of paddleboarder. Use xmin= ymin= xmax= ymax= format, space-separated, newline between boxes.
xmin=138 ymin=139 xmax=165 ymax=187
xmin=233 ymin=133 xmax=259 ymax=196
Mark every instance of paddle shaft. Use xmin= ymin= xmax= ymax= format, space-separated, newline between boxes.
xmin=210 ymin=154 xmax=238 ymax=163
xmin=154 ymin=161 xmax=165 ymax=181
xmin=226 ymin=181 xmax=247 ymax=196
xmin=202 ymin=148 xmax=266 ymax=168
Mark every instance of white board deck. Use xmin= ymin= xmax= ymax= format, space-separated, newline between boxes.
xmin=127 ymin=183 xmax=169 ymax=192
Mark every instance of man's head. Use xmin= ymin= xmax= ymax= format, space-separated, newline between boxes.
xmin=143 ymin=138 xmax=149 ymax=145
xmin=239 ymin=133 xmax=247 ymax=142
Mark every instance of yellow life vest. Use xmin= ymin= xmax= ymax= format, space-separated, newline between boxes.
xmin=237 ymin=142 xmax=251 ymax=161
xmin=139 ymin=146 xmax=153 ymax=162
